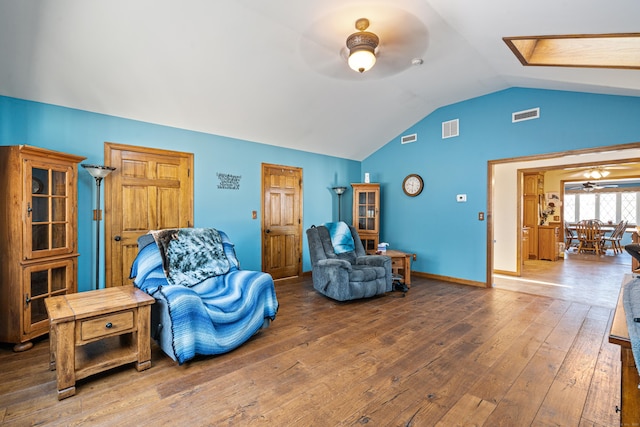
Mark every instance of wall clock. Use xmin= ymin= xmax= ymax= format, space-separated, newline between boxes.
xmin=402 ymin=174 xmax=423 ymax=197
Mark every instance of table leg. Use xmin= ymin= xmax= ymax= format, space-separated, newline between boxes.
xmin=49 ymin=324 xmax=56 ymax=371
xmin=136 ymin=305 xmax=152 ymax=372
xmin=54 ymin=321 xmax=76 ymax=400
xmin=403 ymin=255 xmax=411 ymax=287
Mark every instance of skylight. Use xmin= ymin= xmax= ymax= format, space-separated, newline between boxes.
xmin=503 ymin=33 xmax=640 ymax=69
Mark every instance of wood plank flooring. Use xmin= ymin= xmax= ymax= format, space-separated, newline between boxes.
xmin=0 ymin=255 xmax=626 ymax=426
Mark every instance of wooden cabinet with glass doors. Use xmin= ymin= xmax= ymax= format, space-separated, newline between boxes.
xmin=0 ymin=145 xmax=84 ymax=351
xmin=351 ymin=183 xmax=380 ymax=251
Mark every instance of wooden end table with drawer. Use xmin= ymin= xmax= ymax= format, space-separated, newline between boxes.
xmin=44 ymin=286 xmax=154 ymax=400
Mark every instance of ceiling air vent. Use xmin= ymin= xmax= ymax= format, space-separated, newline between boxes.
xmin=512 ymin=107 xmax=540 ymax=123
xmin=442 ymin=119 xmax=459 ymax=139
xmin=401 ymin=133 xmax=417 ymax=144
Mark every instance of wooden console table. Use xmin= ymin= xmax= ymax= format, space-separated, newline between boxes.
xmin=45 ymin=286 xmax=154 ymax=400
xmin=609 ymin=274 xmax=640 ymax=425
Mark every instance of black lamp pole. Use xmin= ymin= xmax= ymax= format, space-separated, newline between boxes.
xmin=332 ymin=186 xmax=347 ymax=222
xmin=82 ymin=164 xmax=116 ymax=290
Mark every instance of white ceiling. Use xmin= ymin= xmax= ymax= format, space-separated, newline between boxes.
xmin=1 ymin=0 xmax=639 ymax=161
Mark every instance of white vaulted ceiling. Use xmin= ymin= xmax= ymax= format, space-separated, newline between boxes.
xmin=0 ymin=0 xmax=639 ymax=160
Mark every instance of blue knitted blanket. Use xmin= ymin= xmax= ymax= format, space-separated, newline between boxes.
xmin=324 ymin=221 xmax=355 ymax=254
xmin=623 ymin=277 xmax=640 ymax=384
xmin=130 ymin=230 xmax=278 ymax=364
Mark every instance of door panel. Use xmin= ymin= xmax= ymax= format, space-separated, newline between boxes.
xmin=262 ymin=164 xmax=302 ymax=280
xmin=105 ymin=143 xmax=193 ymax=287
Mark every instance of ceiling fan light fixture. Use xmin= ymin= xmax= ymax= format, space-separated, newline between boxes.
xmin=346 ymin=18 xmax=379 ymax=73
xmin=583 ymin=168 xmax=611 ymax=180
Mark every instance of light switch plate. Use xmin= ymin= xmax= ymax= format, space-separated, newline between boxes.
xmin=456 ymin=194 xmax=467 ymax=202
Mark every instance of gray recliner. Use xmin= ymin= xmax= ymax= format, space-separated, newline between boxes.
xmin=306 ymin=224 xmax=392 ymax=301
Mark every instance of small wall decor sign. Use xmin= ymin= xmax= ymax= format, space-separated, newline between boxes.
xmin=216 ymin=172 xmax=241 ymax=190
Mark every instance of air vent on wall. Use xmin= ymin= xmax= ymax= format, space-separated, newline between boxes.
xmin=442 ymin=119 xmax=459 ymax=139
xmin=512 ymin=107 xmax=540 ymax=123
xmin=401 ymin=133 xmax=417 ymax=144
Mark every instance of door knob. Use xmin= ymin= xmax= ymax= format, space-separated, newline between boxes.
xmin=114 ymin=235 xmax=121 ymax=241
xmin=265 ymin=229 xmax=271 ymax=234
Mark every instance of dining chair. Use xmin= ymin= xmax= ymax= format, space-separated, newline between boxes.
xmin=575 ymin=219 xmax=605 ymax=255
xmin=564 ymin=221 xmax=578 ymax=249
xmin=602 ymin=220 xmax=627 ymax=254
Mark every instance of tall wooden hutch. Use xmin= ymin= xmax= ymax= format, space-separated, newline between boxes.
xmin=351 ymin=183 xmax=380 ymax=251
xmin=0 ymin=145 xmax=84 ymax=351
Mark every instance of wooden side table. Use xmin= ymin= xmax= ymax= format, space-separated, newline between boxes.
xmin=383 ymin=249 xmax=415 ymax=287
xmin=609 ymin=274 xmax=640 ymax=425
xmin=45 ymin=286 xmax=154 ymax=400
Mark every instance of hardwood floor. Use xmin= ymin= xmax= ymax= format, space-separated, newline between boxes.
xmin=495 ymin=246 xmax=631 ymax=309
xmin=0 ymin=260 xmax=625 ymax=426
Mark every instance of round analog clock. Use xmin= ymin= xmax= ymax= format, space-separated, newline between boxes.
xmin=402 ymin=174 xmax=423 ymax=197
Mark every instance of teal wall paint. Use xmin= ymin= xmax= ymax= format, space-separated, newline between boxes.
xmin=4 ymin=87 xmax=640 ymax=290
xmin=0 ymin=96 xmax=360 ymax=291
xmin=362 ymin=88 xmax=640 ymax=282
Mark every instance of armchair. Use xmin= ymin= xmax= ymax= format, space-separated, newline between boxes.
xmin=130 ymin=228 xmax=278 ymax=364
xmin=306 ymin=222 xmax=392 ymax=301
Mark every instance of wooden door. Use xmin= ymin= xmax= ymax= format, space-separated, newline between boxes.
xmin=523 ymin=194 xmax=539 ymax=258
xmin=105 ymin=143 xmax=193 ymax=287
xmin=262 ymin=163 xmax=302 ymax=280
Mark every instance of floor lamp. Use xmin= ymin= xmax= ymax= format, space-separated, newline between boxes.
xmin=332 ymin=186 xmax=347 ymax=222
xmin=82 ymin=164 xmax=116 ymax=290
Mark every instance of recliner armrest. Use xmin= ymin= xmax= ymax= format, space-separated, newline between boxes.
xmin=316 ymin=259 xmax=352 ymax=270
xmin=355 ymin=255 xmax=391 ymax=267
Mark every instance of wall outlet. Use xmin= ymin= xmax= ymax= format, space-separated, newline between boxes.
xmin=456 ymin=194 xmax=467 ymax=202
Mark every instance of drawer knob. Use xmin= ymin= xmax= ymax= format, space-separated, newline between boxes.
xmin=105 ymin=322 xmax=113 ymax=329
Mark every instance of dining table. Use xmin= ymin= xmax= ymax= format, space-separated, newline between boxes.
xmin=566 ymin=221 xmax=633 ymax=255
xmin=566 ymin=222 xmax=635 ymax=236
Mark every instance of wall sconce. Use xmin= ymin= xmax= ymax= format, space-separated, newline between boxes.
xmin=332 ymin=186 xmax=347 ymax=221
xmin=82 ymin=164 xmax=116 ymax=290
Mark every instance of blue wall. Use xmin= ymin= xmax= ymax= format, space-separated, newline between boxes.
xmin=363 ymin=88 xmax=640 ymax=283
xmin=4 ymin=88 xmax=640 ymax=290
xmin=0 ymin=96 xmax=360 ymax=291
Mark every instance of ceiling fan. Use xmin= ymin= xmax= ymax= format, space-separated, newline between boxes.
xmin=567 ymin=181 xmax=619 ymax=191
xmin=563 ymin=163 xmax=638 ymax=179
xmin=299 ymin=6 xmax=429 ymax=80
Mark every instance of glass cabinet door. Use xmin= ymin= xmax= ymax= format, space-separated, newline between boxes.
xmin=355 ymin=189 xmax=379 ymax=233
xmin=22 ymin=259 xmax=74 ymax=335
xmin=24 ymin=160 xmax=73 ymax=259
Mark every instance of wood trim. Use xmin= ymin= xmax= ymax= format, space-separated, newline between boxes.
xmin=489 ymin=142 xmax=640 ymax=166
xmin=503 ymin=33 xmax=640 ymax=70
xmin=412 ymin=271 xmax=486 ymax=288
xmin=493 ymin=269 xmax=519 ymax=277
